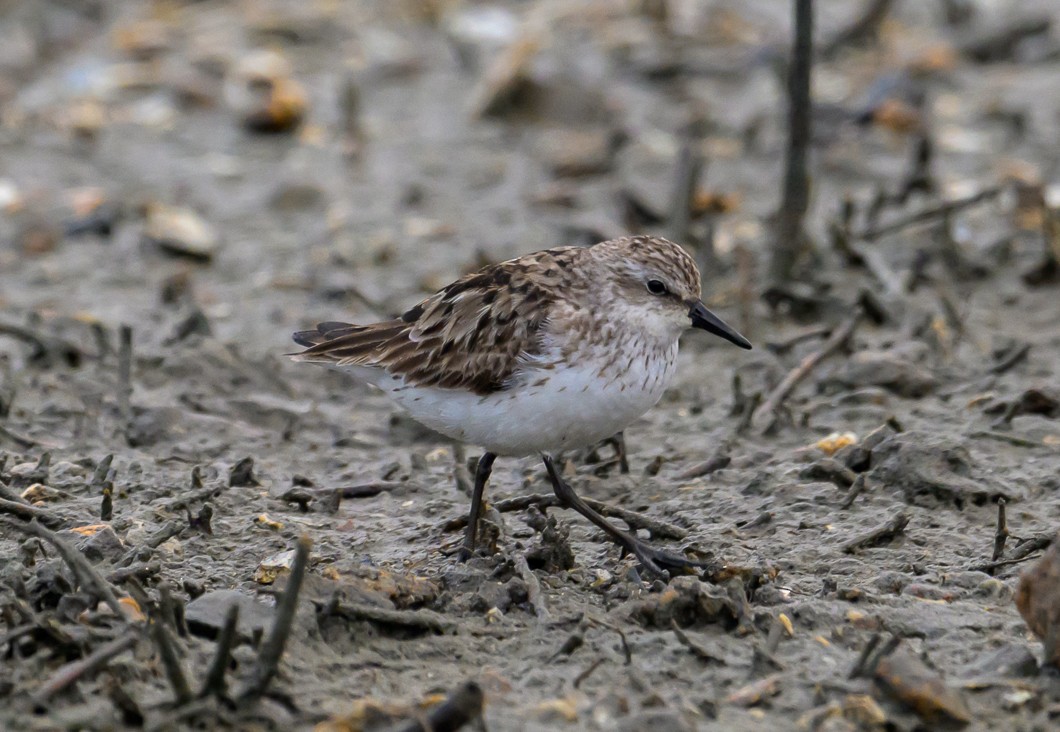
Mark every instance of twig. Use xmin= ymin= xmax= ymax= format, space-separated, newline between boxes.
xmin=118 ymin=325 xmax=133 ymax=443
xmin=440 ymin=493 xmax=687 ymax=540
xmin=238 ymin=535 xmax=312 ymax=702
xmin=573 ymin=658 xmax=605 ymax=689
xmin=12 ymin=519 xmax=124 ymax=617
xmin=840 ymin=474 xmax=868 ymax=510
xmin=33 ymin=633 xmax=139 ymax=702
xmin=0 ymin=422 xmax=38 ymax=449
xmin=668 ymin=123 xmax=705 ymax=246
xmin=855 ymin=186 xmax=1003 ymax=241
xmin=967 ymin=533 xmax=1053 ymax=574
xmin=752 ymin=311 xmax=862 ymax=431
xmin=199 ymin=604 xmax=240 ymax=699
xmin=392 ymin=680 xmax=483 ymax=732
xmin=770 ymin=0 xmax=814 ymax=282
xmin=842 ymin=512 xmax=910 ymax=553
xmin=587 ymin=615 xmax=632 ymax=665
xmin=514 ymin=553 xmax=549 ymax=621
xmin=971 ymin=430 xmax=1043 ymax=448
xmin=676 ymin=448 xmax=731 ymax=480
xmin=151 ymin=619 xmax=193 ymax=704
xmin=988 ymin=343 xmax=1031 ymax=375
xmin=0 ymin=320 xmax=84 ymax=365
xmin=671 ymin=620 xmax=726 ymax=664
xmin=0 ymin=496 xmax=63 ymax=527
xmin=327 ymin=600 xmax=455 ymax=634
xmin=991 ymin=498 xmax=1008 ymax=561
xmin=819 ymin=0 xmax=894 ymax=59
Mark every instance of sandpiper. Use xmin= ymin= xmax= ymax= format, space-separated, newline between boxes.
xmin=292 ymin=235 xmax=751 ymax=576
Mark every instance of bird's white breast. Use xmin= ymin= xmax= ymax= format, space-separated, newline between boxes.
xmin=359 ymin=332 xmax=679 ymax=456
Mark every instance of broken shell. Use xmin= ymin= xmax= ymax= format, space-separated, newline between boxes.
xmin=143 ymin=203 xmax=219 ymax=263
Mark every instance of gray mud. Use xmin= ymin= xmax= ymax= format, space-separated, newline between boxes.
xmin=1 ymin=1 xmax=1059 ymax=730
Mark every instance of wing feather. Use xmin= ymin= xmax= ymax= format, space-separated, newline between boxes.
xmin=291 ymin=247 xmax=583 ymax=394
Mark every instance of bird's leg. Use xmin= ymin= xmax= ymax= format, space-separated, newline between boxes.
xmin=458 ymin=452 xmax=497 ymax=561
xmin=608 ymin=432 xmax=630 ymax=474
xmin=541 ymin=454 xmax=707 ymax=578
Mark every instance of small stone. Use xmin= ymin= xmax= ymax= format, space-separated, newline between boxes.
xmin=826 ymin=349 xmax=936 ymax=397
xmin=73 ymin=524 xmax=125 ymax=563
xmin=868 ymin=431 xmax=1006 ymax=506
xmin=143 ymin=203 xmax=219 ymax=263
xmin=875 ymin=649 xmax=971 ymax=725
xmin=537 ymin=127 xmax=621 ymax=178
xmin=186 ymin=589 xmax=276 ymax=640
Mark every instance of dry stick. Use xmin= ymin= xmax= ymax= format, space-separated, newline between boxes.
xmin=842 ymin=511 xmax=910 ymax=554
xmin=752 ymin=312 xmax=863 ymax=431
xmin=392 ymin=680 xmax=484 ymax=732
xmin=840 ymin=473 xmax=868 ymax=510
xmin=587 ymin=616 xmax=632 ymax=665
xmin=440 ymin=493 xmax=687 ymax=540
xmin=819 ymin=0 xmax=894 ymax=59
xmin=991 ymin=498 xmax=1009 ymax=562
xmin=150 ymin=620 xmax=193 ymax=704
xmin=330 ymin=601 xmax=455 ymax=634
xmin=117 ymin=325 xmax=133 ymax=443
xmin=770 ymin=0 xmax=813 ymax=282
xmin=0 ymin=496 xmax=63 ymax=526
xmin=968 ymin=533 xmax=1053 ymax=574
xmin=199 ymin=604 xmax=240 ymax=699
xmin=33 ymin=633 xmax=139 ymax=703
xmin=671 ymin=620 xmax=726 ymax=664
xmin=848 ymin=633 xmax=881 ymax=679
xmin=668 ymin=127 xmax=705 ymax=247
xmin=676 ymin=451 xmax=731 ymax=481
xmin=239 ymin=535 xmax=312 ymax=702
xmin=0 ymin=422 xmax=37 ymax=449
xmin=16 ymin=519 xmax=125 ymax=617
xmin=989 ymin=343 xmax=1031 ymax=375
xmin=573 ymin=658 xmax=606 ymax=689
xmin=514 ymin=553 xmax=549 ymax=621
xmin=855 ymin=186 xmax=1003 ymax=241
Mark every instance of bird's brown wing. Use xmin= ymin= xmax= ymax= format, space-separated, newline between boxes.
xmin=292 ymin=249 xmax=581 ymax=394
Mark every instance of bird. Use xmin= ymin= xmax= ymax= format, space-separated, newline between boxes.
xmin=291 ymin=235 xmax=751 ymax=577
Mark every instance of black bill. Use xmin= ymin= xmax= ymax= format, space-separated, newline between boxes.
xmin=688 ymin=300 xmax=752 ymax=349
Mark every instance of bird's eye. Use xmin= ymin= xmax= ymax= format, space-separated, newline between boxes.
xmin=647 ymin=279 xmax=668 ymax=296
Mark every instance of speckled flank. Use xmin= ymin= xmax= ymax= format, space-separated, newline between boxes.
xmin=292 ymin=236 xmax=702 ymax=455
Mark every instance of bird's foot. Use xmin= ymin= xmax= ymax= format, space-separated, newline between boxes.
xmin=621 ymin=538 xmax=714 ymax=580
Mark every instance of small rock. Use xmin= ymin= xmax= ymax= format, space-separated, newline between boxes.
xmin=468 ymin=33 xmax=540 ymax=118
xmin=626 ymin=576 xmax=739 ymax=629
xmin=229 ymin=456 xmax=259 ymax=487
xmin=227 ymin=49 xmax=306 ymax=134
xmin=825 ymin=349 xmax=937 ymax=397
xmin=616 ymin=710 xmax=694 ymax=732
xmin=875 ymin=648 xmax=971 ymax=726
xmin=443 ymin=5 xmax=519 ymax=70
xmin=962 ymin=642 xmax=1039 ymax=680
xmin=71 ymin=524 xmax=124 ymax=563
xmin=256 ymin=548 xmax=295 ymax=584
xmin=186 ymin=589 xmax=276 ymax=641
xmin=537 ymin=127 xmax=622 ymax=178
xmin=1016 ymin=535 xmax=1060 ymax=667
xmin=143 ymin=203 xmax=219 ymax=263
xmin=868 ymin=431 xmax=1006 ymax=507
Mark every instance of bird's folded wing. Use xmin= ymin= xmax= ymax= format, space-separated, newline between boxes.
xmin=292 ymin=262 xmax=555 ymax=395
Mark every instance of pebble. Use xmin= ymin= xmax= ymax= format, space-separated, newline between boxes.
xmin=143 ymin=203 xmax=220 ymax=263
xmin=185 ymin=589 xmax=276 ymax=640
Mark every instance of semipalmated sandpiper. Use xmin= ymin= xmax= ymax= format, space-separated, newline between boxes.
xmin=292 ymin=235 xmax=751 ymax=576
